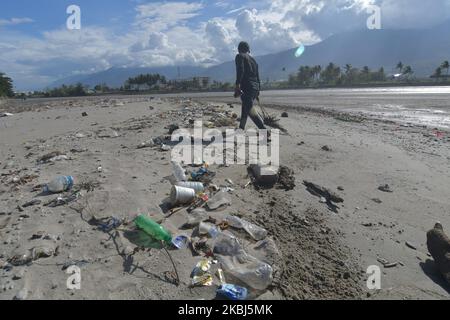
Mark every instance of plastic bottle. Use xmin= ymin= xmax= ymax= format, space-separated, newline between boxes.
xmin=134 ymin=214 xmax=172 ymax=243
xmin=44 ymin=176 xmax=74 ymax=193
xmin=213 ymin=232 xmax=273 ymax=291
xmin=217 ymin=284 xmax=248 ymax=300
xmin=171 ymin=161 xmax=187 ymax=182
xmin=199 ymin=222 xmax=219 ymax=238
xmin=225 ymin=215 xmax=268 ymax=241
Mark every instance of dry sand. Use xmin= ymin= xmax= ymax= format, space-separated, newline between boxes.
xmin=0 ymin=95 xmax=449 ymax=300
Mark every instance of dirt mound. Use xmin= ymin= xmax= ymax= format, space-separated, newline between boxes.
xmin=252 ymin=191 xmax=363 ymax=299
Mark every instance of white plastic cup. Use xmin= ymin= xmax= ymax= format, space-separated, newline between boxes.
xmin=175 ymin=181 xmax=205 ymax=193
xmin=170 ymin=185 xmax=195 ymax=205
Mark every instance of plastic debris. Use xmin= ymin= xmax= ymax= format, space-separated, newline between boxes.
xmin=217 ymin=284 xmax=248 ymax=300
xmin=224 ymin=215 xmax=268 ymax=241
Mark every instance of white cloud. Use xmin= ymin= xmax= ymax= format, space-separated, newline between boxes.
xmin=135 ymin=1 xmax=204 ymax=31
xmin=2 ymin=0 xmax=450 ymax=90
xmin=0 ymin=17 xmax=34 ymax=27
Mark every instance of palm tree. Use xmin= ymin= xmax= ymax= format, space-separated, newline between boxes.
xmin=403 ymin=66 xmax=413 ymax=76
xmin=403 ymin=66 xmax=413 ymax=81
xmin=441 ymin=61 xmax=449 ymax=79
xmin=433 ymin=67 xmax=442 ymax=80
xmin=344 ymin=64 xmax=352 ymax=75
xmin=396 ymin=62 xmax=404 ymax=74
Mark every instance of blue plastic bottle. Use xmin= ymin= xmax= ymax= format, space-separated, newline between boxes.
xmin=44 ymin=176 xmax=74 ymax=193
xmin=217 ymin=284 xmax=248 ymax=300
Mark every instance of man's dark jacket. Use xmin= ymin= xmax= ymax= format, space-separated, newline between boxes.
xmin=235 ymin=53 xmax=261 ymax=93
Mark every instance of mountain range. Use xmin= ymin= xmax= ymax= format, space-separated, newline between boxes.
xmin=51 ymin=20 xmax=450 ymax=88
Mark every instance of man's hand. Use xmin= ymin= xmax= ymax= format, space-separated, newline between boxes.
xmin=234 ymin=85 xmax=242 ymax=98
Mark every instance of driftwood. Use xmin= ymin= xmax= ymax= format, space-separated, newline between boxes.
xmin=303 ymin=180 xmax=344 ymax=203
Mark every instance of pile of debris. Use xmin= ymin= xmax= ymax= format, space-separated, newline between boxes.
xmin=125 ymin=160 xmax=285 ymax=300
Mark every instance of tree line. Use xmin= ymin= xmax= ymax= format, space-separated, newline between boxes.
xmin=431 ymin=60 xmax=450 ymax=79
xmin=288 ymin=62 xmax=415 ymax=87
xmin=124 ymin=73 xmax=167 ymax=90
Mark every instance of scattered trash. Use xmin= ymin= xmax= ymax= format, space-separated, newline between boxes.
xmin=134 ymin=214 xmax=172 ymax=243
xmin=98 ymin=217 xmax=122 ymax=232
xmin=194 ymin=259 xmax=211 ymax=273
xmin=216 ymin=268 xmax=226 ymax=285
xmin=9 ymin=174 xmax=39 ymax=186
xmin=167 ymin=124 xmax=179 ymax=134
xmin=170 ymin=185 xmax=195 ymax=206
xmin=378 ymin=184 xmax=393 ymax=193
xmin=43 ymin=176 xmax=74 ymax=193
xmin=213 ymin=232 xmax=273 ymax=291
xmin=97 ymin=129 xmax=119 ymax=138
xmin=427 ymin=222 xmax=450 ymax=285
xmin=206 ymin=190 xmax=231 ymax=210
xmin=225 ymin=178 xmax=234 ymax=186
xmin=160 ymin=144 xmax=171 ymax=151
xmin=184 ymin=208 xmax=208 ymax=228
xmin=190 ymin=237 xmax=212 ymax=256
xmin=277 ymin=166 xmax=295 ymax=190
xmin=384 ymin=262 xmax=398 ymax=268
xmin=44 ymin=193 xmax=79 ymax=207
xmin=137 ymin=140 xmax=155 ymax=149
xmin=199 ymin=222 xmax=219 ymax=238
xmin=8 ymin=246 xmax=57 ymax=266
xmin=22 ymin=199 xmax=42 ymax=208
xmin=191 ymin=273 xmax=213 ymax=287
xmin=38 ymin=151 xmax=65 ymax=164
xmin=172 ymin=161 xmax=187 ymax=182
xmin=190 ymin=166 xmax=209 ymax=181
xmin=249 ymin=164 xmax=279 ymax=187
xmin=217 ymin=284 xmax=248 ymax=300
xmin=303 ymin=180 xmax=344 ymax=203
xmin=224 ymin=215 xmax=268 ymax=241
xmin=175 ymin=181 xmax=204 ymax=193
xmin=172 ymin=235 xmax=189 ymax=249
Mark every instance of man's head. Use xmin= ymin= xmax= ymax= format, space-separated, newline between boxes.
xmin=238 ymin=41 xmax=250 ymax=54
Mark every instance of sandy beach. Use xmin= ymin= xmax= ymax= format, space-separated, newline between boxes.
xmin=0 ymin=92 xmax=449 ymax=300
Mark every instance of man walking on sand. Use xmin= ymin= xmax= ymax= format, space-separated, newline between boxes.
xmin=234 ymin=41 xmax=267 ymax=132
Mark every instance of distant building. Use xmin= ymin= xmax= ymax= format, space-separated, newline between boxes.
xmin=192 ymin=77 xmax=210 ymax=88
xmin=173 ymin=77 xmax=210 ymax=89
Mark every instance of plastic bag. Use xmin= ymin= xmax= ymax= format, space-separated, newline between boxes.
xmin=225 ymin=215 xmax=267 ymax=241
xmin=185 ymin=208 xmax=208 ymax=227
xmin=206 ymin=190 xmax=231 ymax=210
xmin=213 ymin=232 xmax=273 ymax=291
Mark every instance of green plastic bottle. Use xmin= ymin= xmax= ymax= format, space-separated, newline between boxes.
xmin=134 ymin=215 xmax=172 ymax=243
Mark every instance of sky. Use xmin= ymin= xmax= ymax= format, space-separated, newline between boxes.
xmin=1 ymin=0 xmax=450 ymax=90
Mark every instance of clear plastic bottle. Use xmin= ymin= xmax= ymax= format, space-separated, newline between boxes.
xmin=44 ymin=176 xmax=74 ymax=193
xmin=225 ymin=215 xmax=268 ymax=241
xmin=171 ymin=161 xmax=187 ymax=182
xmin=213 ymin=232 xmax=273 ymax=291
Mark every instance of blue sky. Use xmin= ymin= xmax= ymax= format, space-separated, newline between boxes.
xmin=2 ymin=0 xmax=450 ymax=90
